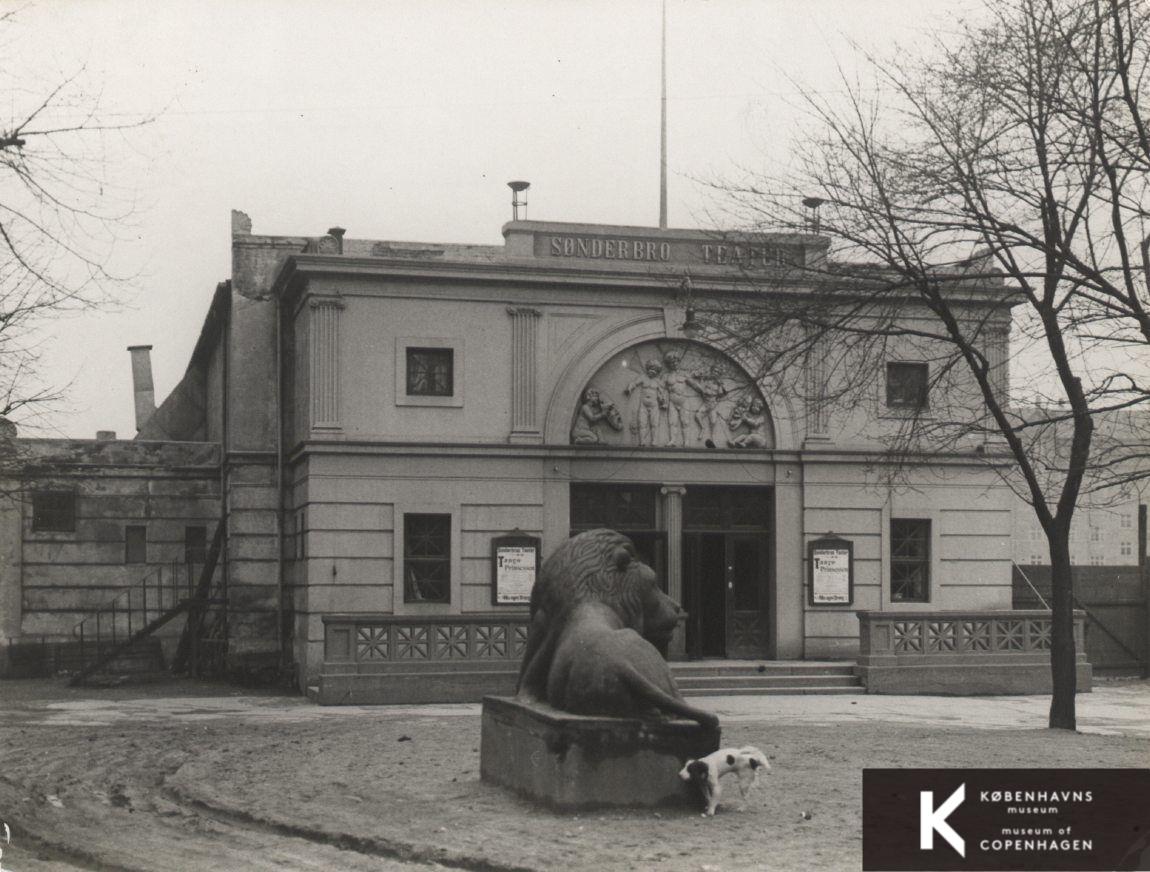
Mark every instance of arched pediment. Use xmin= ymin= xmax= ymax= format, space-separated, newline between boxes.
xmin=569 ymin=339 xmax=774 ymax=449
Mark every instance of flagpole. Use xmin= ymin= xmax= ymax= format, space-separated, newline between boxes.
xmin=659 ymin=0 xmax=668 ymax=229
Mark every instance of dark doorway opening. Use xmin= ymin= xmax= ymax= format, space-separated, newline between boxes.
xmin=684 ymin=533 xmax=726 ymax=656
xmin=682 ymin=486 xmax=772 ymax=659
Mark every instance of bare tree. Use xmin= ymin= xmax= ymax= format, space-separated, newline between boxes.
xmin=707 ymin=0 xmax=1150 ymax=729
xmin=0 ymin=7 xmax=151 ymax=440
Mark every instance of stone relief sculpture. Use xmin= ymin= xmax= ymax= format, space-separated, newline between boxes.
xmin=728 ymin=397 xmax=770 ymax=448
xmin=570 ymin=387 xmax=624 ymax=444
xmin=662 ymin=352 xmax=698 ymax=447
xmin=623 ymin=359 xmax=668 ymax=446
xmin=686 ymin=371 xmax=727 ymax=446
xmin=570 ymin=340 xmax=772 ymax=450
xmin=516 ymin=529 xmax=719 ymax=727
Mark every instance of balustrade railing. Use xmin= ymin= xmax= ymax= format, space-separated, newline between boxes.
xmin=323 ymin=613 xmax=531 ymax=666
xmin=856 ymin=609 xmax=1091 ymax=694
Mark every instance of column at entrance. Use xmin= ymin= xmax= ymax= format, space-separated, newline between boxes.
xmin=660 ymin=484 xmax=687 ymax=659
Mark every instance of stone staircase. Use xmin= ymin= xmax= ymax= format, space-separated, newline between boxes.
xmin=672 ymin=660 xmax=863 ymax=696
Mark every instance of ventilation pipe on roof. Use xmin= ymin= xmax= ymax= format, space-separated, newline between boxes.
xmin=508 ymin=181 xmax=530 ymax=221
xmin=127 ymin=345 xmax=157 ymax=433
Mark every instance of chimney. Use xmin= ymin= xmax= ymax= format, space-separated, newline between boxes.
xmin=127 ymin=345 xmax=156 ymax=432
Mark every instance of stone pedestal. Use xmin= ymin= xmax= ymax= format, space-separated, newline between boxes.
xmin=480 ymin=696 xmax=720 ymax=810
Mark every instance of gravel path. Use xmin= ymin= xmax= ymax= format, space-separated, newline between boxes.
xmin=1 ymin=679 xmax=1147 ymax=871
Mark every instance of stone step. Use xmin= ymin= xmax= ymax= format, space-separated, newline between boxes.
xmin=671 ymin=661 xmax=856 ymax=678
xmin=675 ymin=674 xmax=861 ymax=690
xmin=681 ymin=685 xmax=864 ymax=697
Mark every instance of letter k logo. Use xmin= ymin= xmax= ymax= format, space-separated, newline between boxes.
xmin=920 ymin=783 xmax=965 ymax=857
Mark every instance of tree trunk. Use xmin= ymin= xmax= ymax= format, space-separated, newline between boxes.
xmin=1047 ymin=537 xmax=1078 ymax=730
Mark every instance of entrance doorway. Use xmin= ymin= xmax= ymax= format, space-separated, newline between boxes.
xmin=682 ymin=487 xmax=772 ymax=659
xmin=569 ymin=483 xmax=666 ymax=587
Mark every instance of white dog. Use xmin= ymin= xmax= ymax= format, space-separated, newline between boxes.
xmin=679 ymin=746 xmax=770 ymax=816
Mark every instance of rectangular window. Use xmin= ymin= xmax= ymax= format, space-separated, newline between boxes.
xmin=406 ymin=348 xmax=454 ymax=397
xmin=890 ymin=518 xmax=930 ymax=602
xmin=185 ymin=525 xmax=207 ymax=563
xmin=886 ymin=362 xmax=929 ymax=409
xmin=31 ymin=491 xmax=76 ymax=532
xmin=125 ymin=525 xmax=147 ymax=564
xmin=1089 ymin=528 xmax=1100 ymax=542
xmin=1120 ymin=514 xmax=1133 ymax=529
xmin=1120 ymin=541 xmax=1133 ymax=557
xmin=404 ymin=513 xmax=451 ymax=603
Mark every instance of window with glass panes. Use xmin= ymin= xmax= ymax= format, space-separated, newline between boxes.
xmin=404 ymin=513 xmax=451 ymax=603
xmin=570 ymin=483 xmax=666 ymax=585
xmin=405 ymin=348 xmax=454 ymax=397
xmin=890 ymin=518 xmax=930 ymax=602
xmin=886 ymin=362 xmax=929 ymax=409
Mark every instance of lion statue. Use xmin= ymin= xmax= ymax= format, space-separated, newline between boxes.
xmin=516 ymin=529 xmax=718 ymax=728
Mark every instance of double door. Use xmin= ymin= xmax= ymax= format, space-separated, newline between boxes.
xmin=683 ymin=532 xmax=770 ymax=659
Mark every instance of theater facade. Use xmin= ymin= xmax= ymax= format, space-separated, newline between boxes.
xmin=245 ymin=213 xmax=1025 ymax=702
xmin=3 ymin=210 xmax=1051 ymax=700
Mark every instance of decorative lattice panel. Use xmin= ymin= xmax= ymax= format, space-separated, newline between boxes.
xmin=511 ymin=624 xmax=529 ymax=658
xmin=998 ymin=620 xmax=1026 ymax=651
xmin=337 ymin=618 xmax=537 ymax=663
xmin=926 ymin=621 xmax=957 ymax=652
xmin=356 ymin=626 xmax=390 ymax=660
xmin=434 ymin=625 xmax=469 ymax=659
xmin=395 ymin=625 xmax=430 ymax=659
xmin=729 ymin=611 xmax=770 ymax=657
xmin=893 ymin=621 xmax=924 ymax=653
xmin=1029 ymin=620 xmax=1052 ymax=650
xmin=961 ymin=621 xmax=991 ymax=651
xmin=475 ymin=625 xmax=508 ymax=658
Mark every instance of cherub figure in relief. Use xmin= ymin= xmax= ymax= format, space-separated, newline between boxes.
xmin=728 ymin=397 xmax=770 ymax=448
xmin=571 ymin=387 xmax=624 ymax=444
xmin=624 ymin=359 xmax=668 ymax=446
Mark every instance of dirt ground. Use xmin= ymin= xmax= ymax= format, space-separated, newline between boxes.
xmin=0 ymin=679 xmax=1148 ymax=872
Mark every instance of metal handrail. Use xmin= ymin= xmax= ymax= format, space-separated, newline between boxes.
xmin=71 ymin=561 xmax=199 ymax=672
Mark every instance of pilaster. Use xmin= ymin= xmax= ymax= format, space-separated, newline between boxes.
xmin=987 ymin=324 xmax=1010 ymax=408
xmin=804 ymin=329 xmax=830 ymax=443
xmin=508 ymin=306 xmax=543 ymax=443
xmin=660 ymin=484 xmax=687 ymax=658
xmin=309 ymin=297 xmax=344 ymax=433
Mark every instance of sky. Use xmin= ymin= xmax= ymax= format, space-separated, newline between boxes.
xmin=6 ymin=0 xmax=971 ymax=439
